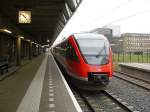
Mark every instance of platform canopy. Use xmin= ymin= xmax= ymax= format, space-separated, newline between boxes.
xmin=0 ymin=0 xmax=82 ymax=45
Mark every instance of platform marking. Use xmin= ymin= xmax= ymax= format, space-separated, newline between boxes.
xmin=49 ymin=80 xmax=52 ymax=82
xmin=49 ymin=93 xmax=54 ymax=96
xmin=49 ymin=82 xmax=53 ymax=85
xmin=16 ymin=55 xmax=48 ymax=112
xmin=49 ymin=82 xmax=53 ymax=86
xmin=48 ymin=72 xmax=55 ymax=112
xmin=49 ymin=86 xmax=53 ymax=89
xmin=49 ymin=104 xmax=55 ymax=108
xmin=51 ymin=54 xmax=83 ymax=112
xmin=49 ymin=98 xmax=55 ymax=102
xmin=49 ymin=83 xmax=53 ymax=86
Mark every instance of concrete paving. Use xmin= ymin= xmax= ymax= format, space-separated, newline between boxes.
xmin=39 ymin=53 xmax=82 ymax=112
xmin=0 ymin=55 xmax=45 ymax=112
xmin=0 ymin=53 xmax=82 ymax=112
xmin=114 ymin=73 xmax=150 ymax=90
xmin=118 ymin=63 xmax=150 ymax=83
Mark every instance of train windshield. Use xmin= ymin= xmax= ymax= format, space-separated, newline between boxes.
xmin=76 ymin=39 xmax=109 ymax=65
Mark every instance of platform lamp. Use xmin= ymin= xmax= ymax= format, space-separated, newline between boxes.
xmin=47 ymin=39 xmax=50 ymax=43
xmin=0 ymin=28 xmax=12 ymax=34
xmin=47 ymin=39 xmax=51 ymax=47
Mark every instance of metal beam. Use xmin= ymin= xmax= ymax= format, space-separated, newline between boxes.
xmin=65 ymin=0 xmax=76 ymax=12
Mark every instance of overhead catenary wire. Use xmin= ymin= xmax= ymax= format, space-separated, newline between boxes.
xmin=80 ymin=0 xmax=133 ymax=28
xmin=54 ymin=0 xmax=150 ymax=45
xmin=82 ymin=8 xmax=150 ymax=33
xmin=104 ymin=8 xmax=150 ymax=25
xmin=88 ymin=8 xmax=150 ymax=31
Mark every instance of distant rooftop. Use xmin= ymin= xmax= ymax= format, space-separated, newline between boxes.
xmin=122 ymin=33 xmax=150 ymax=37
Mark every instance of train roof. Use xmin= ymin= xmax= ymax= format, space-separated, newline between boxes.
xmin=73 ymin=33 xmax=108 ymax=41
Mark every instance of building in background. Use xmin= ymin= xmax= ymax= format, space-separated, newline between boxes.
xmin=90 ymin=27 xmax=120 ymax=53
xmin=103 ymin=25 xmax=121 ymax=37
xmin=119 ymin=33 xmax=150 ymax=54
xmin=90 ymin=28 xmax=112 ymax=39
xmin=89 ymin=27 xmax=150 ymax=54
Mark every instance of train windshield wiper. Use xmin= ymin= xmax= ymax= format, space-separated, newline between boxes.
xmin=96 ymin=43 xmax=107 ymax=58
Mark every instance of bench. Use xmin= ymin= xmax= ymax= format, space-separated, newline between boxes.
xmin=0 ymin=56 xmax=9 ymax=75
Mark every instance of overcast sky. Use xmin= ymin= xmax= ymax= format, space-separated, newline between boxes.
xmin=54 ymin=0 xmax=150 ymax=45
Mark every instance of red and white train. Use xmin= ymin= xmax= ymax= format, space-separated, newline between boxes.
xmin=52 ymin=33 xmax=113 ymax=90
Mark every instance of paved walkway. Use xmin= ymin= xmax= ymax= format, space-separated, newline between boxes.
xmin=0 ymin=53 xmax=82 ymax=112
xmin=0 ymin=54 xmax=45 ymax=112
xmin=119 ymin=63 xmax=150 ymax=71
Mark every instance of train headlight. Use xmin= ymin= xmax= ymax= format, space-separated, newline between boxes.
xmin=109 ymin=77 xmax=112 ymax=80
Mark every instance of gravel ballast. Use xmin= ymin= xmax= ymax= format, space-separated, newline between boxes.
xmin=107 ymin=75 xmax=150 ymax=112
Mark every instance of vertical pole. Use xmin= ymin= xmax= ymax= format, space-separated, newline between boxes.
xmin=148 ymin=50 xmax=150 ymax=63
xmin=29 ymin=42 xmax=32 ymax=60
xmin=130 ymin=52 xmax=131 ymax=63
xmin=37 ymin=45 xmax=40 ymax=56
xmin=22 ymin=40 xmax=25 ymax=59
xmin=147 ymin=50 xmax=148 ymax=63
xmin=142 ymin=52 xmax=143 ymax=63
xmin=33 ymin=43 xmax=35 ymax=57
xmin=118 ymin=52 xmax=119 ymax=62
xmin=16 ymin=37 xmax=21 ymax=65
xmin=123 ymin=52 xmax=124 ymax=63
xmin=138 ymin=53 xmax=139 ymax=63
xmin=0 ymin=37 xmax=3 ymax=56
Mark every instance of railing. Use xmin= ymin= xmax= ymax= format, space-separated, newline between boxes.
xmin=113 ymin=52 xmax=150 ymax=63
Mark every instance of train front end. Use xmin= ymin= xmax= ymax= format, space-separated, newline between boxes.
xmin=70 ymin=34 xmax=113 ymax=90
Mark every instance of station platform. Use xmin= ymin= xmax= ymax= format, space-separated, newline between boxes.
xmin=119 ymin=63 xmax=150 ymax=72
xmin=118 ymin=63 xmax=150 ymax=83
xmin=0 ymin=53 xmax=82 ymax=112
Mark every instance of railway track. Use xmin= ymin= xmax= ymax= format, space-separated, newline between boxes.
xmin=71 ymin=88 xmax=95 ymax=112
xmin=56 ymin=60 xmax=141 ymax=111
xmin=115 ymin=71 xmax=150 ymax=83
xmin=114 ymin=71 xmax=150 ymax=91
xmin=72 ymin=87 xmax=137 ymax=112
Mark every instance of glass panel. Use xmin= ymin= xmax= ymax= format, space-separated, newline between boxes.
xmin=66 ymin=43 xmax=78 ymax=61
xmin=77 ymin=39 xmax=109 ymax=65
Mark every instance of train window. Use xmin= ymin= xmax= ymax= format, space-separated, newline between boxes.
xmin=61 ymin=42 xmax=67 ymax=49
xmin=66 ymin=43 xmax=78 ymax=61
xmin=60 ymin=41 xmax=67 ymax=57
xmin=76 ymin=39 xmax=109 ymax=65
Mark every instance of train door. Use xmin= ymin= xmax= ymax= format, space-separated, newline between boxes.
xmin=66 ymin=42 xmax=79 ymax=75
